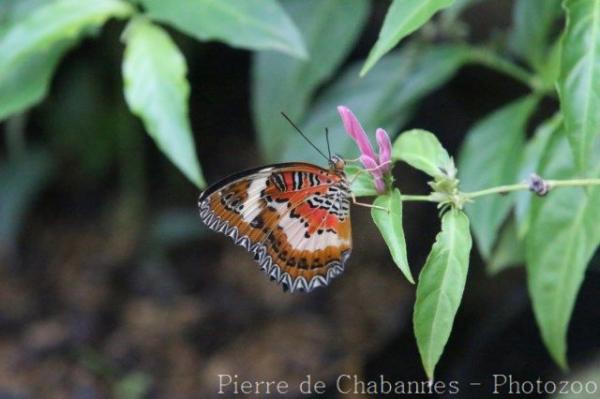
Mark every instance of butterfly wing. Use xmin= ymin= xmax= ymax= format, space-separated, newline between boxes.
xmin=198 ymin=162 xmax=352 ymax=292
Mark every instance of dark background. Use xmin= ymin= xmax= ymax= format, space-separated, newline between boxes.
xmin=0 ymin=1 xmax=599 ymax=398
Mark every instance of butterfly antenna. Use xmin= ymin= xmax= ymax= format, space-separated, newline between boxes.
xmin=325 ymin=127 xmax=332 ymax=160
xmin=281 ymin=112 xmax=329 ymax=161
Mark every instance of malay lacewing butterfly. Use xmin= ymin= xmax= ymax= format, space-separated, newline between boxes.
xmin=198 ymin=111 xmax=387 ymax=293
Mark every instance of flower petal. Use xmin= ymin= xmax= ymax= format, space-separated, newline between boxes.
xmin=337 ymin=105 xmax=376 ymax=160
xmin=376 ymin=128 xmax=392 ymax=172
xmin=373 ymin=177 xmax=386 ymax=194
xmin=360 ymin=155 xmax=386 ymax=194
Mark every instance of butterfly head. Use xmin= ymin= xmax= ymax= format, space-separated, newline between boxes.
xmin=329 ymin=155 xmax=346 ymax=172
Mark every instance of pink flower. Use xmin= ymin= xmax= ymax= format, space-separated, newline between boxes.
xmin=337 ymin=106 xmax=392 ymax=194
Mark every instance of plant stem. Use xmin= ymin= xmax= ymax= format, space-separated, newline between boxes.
xmin=463 ymin=178 xmax=600 ymax=200
xmin=463 ymin=183 xmax=529 ymax=199
xmin=469 ymin=47 xmax=546 ymax=93
xmin=400 ymin=178 xmax=600 ymax=204
xmin=401 ymin=194 xmax=437 ymax=202
xmin=548 ymin=179 xmax=600 ymax=189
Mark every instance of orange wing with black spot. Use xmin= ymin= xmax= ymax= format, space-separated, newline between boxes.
xmin=198 ymin=162 xmax=352 ymax=292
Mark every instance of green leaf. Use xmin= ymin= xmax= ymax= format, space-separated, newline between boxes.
xmin=360 ymin=0 xmax=454 ymax=76
xmin=558 ymin=0 xmax=600 ymax=173
xmin=414 ymin=209 xmax=472 ymax=380
xmin=279 ymin=45 xmax=470 ymax=165
xmin=487 ymin=217 xmax=524 ymax=275
xmin=0 ymin=41 xmax=73 ymax=121
xmin=371 ymin=189 xmax=414 ymax=284
xmin=345 ymin=164 xmax=378 ymax=198
xmin=122 ymin=18 xmax=205 ymax=188
xmin=0 ymin=0 xmax=53 ymax=36
xmin=526 ymin=182 xmax=600 ymax=369
xmin=514 ymin=115 xmax=562 ymax=237
xmin=392 ymin=129 xmax=452 ymax=178
xmin=0 ymin=0 xmax=133 ymax=121
xmin=139 ymin=0 xmax=307 ymax=58
xmin=458 ymin=96 xmax=538 ymax=259
xmin=509 ymin=0 xmax=562 ymax=70
xmin=252 ymin=0 xmax=369 ymax=161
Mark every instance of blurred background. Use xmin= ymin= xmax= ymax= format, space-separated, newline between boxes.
xmin=1 ymin=1 xmax=599 ymax=398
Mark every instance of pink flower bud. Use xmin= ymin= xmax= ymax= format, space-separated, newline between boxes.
xmin=376 ymin=128 xmax=392 ymax=173
xmin=359 ymin=155 xmax=386 ymax=194
xmin=337 ymin=106 xmax=377 ymax=161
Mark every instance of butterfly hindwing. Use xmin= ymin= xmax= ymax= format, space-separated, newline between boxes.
xmin=198 ymin=162 xmax=352 ymax=292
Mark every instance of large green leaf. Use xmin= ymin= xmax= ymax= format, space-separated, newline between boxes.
xmin=139 ymin=0 xmax=306 ymax=58
xmin=252 ymin=0 xmax=369 ymax=161
xmin=414 ymin=209 xmax=472 ymax=380
xmin=0 ymin=41 xmax=73 ymax=121
xmin=558 ymin=0 xmax=600 ymax=173
xmin=458 ymin=96 xmax=538 ymax=259
xmin=0 ymin=0 xmax=132 ymax=121
xmin=509 ymin=0 xmax=563 ymax=70
xmin=487 ymin=217 xmax=524 ymax=275
xmin=392 ymin=129 xmax=452 ymax=178
xmin=371 ymin=189 xmax=414 ymax=284
xmin=361 ymin=0 xmax=454 ymax=76
xmin=526 ymin=180 xmax=600 ymax=369
xmin=279 ymin=45 xmax=470 ymax=165
xmin=0 ymin=0 xmax=53 ymax=36
xmin=514 ymin=115 xmax=562 ymax=237
xmin=122 ymin=18 xmax=205 ymax=188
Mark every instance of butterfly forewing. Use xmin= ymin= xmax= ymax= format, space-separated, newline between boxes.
xmin=198 ymin=162 xmax=352 ymax=292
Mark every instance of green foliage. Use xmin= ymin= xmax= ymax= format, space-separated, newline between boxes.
xmin=122 ymin=18 xmax=205 ymax=187
xmin=487 ymin=217 xmax=524 ymax=275
xmin=0 ymin=0 xmax=132 ymax=119
xmin=514 ymin=115 xmax=562 ymax=237
xmin=392 ymin=129 xmax=452 ymax=179
xmin=509 ymin=0 xmax=562 ymax=71
xmin=527 ymin=183 xmax=600 ymax=369
xmin=345 ymin=164 xmax=378 ymax=197
xmin=252 ymin=0 xmax=369 ymax=161
xmin=458 ymin=96 xmax=538 ymax=259
xmin=278 ymin=45 xmax=469 ymax=165
xmin=361 ymin=0 xmax=455 ymax=75
xmin=139 ymin=0 xmax=307 ymax=58
xmin=3 ymin=0 xmax=600 ymax=381
xmin=413 ymin=210 xmax=472 ymax=380
xmin=558 ymin=0 xmax=600 ymax=174
xmin=371 ymin=189 xmax=414 ymax=284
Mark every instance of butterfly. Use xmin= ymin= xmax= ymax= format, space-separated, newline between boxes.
xmin=198 ymin=154 xmax=352 ymax=293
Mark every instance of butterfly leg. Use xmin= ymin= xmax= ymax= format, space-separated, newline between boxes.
xmin=348 ymin=160 xmax=393 ymax=186
xmin=351 ymin=193 xmax=389 ymax=213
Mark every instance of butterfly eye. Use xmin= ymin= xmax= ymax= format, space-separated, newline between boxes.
xmin=330 ymin=155 xmax=345 ymax=170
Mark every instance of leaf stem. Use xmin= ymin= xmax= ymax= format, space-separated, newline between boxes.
xmin=468 ymin=47 xmax=546 ymax=93
xmin=463 ymin=178 xmax=600 ymax=200
xmin=399 ymin=179 xmax=600 ymax=203
xmin=463 ymin=183 xmax=529 ymax=199
xmin=401 ymin=194 xmax=437 ymax=202
xmin=548 ymin=179 xmax=600 ymax=189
